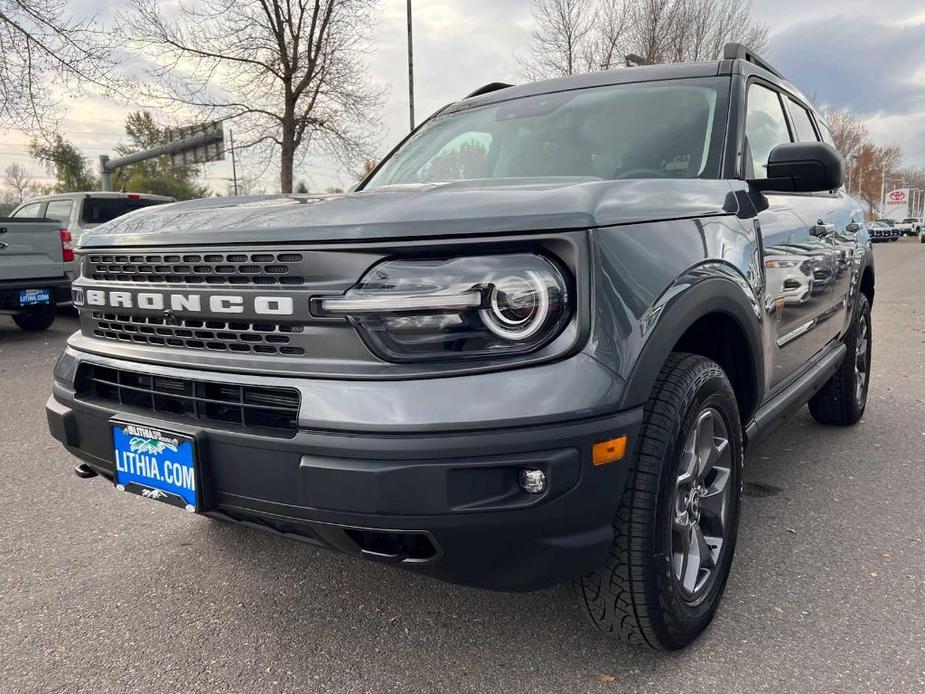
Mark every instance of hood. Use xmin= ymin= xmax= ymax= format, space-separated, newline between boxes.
xmin=79 ymin=178 xmax=738 ymax=247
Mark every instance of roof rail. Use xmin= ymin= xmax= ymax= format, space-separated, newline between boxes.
xmin=465 ymin=82 xmax=513 ymax=99
xmin=722 ymin=42 xmax=785 ymax=79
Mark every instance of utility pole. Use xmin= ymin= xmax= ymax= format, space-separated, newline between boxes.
xmin=407 ymin=0 xmax=415 ymax=131
xmin=229 ymin=130 xmax=238 ymax=196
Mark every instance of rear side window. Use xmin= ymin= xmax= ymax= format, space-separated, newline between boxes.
xmin=744 ymin=83 xmax=792 ymax=177
xmin=45 ymin=200 xmax=74 ymax=225
xmin=787 ymin=99 xmax=819 ymax=142
xmin=12 ymin=202 xmax=43 ymax=218
xmin=818 ymin=122 xmax=836 ymax=149
xmin=80 ymin=198 xmax=164 ymax=225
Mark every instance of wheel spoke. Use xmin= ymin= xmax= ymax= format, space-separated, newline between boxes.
xmin=694 ymin=410 xmax=715 ymax=479
xmin=672 ymin=520 xmax=692 ymax=582
xmin=693 ymin=524 xmax=715 ymax=570
xmin=856 ymin=338 xmax=868 ymax=362
xmin=700 ymin=468 xmax=730 ymax=527
xmin=681 ymin=525 xmax=701 ymax=593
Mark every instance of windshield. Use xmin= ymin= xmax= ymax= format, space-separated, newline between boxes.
xmin=902 ymin=218 xmax=917 ymax=223
xmin=365 ymin=78 xmax=728 ymax=188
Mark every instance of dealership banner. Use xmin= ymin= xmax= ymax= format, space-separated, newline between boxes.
xmin=884 ymin=188 xmax=910 ymax=219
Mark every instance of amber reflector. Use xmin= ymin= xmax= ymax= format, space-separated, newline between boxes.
xmin=592 ymin=436 xmax=627 ymax=466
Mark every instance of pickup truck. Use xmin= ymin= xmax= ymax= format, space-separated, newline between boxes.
xmin=894 ymin=217 xmax=922 ymax=237
xmin=0 ymin=218 xmax=72 ymax=331
xmin=46 ymin=43 xmax=874 ymax=650
xmin=10 ymin=192 xmax=174 ymax=278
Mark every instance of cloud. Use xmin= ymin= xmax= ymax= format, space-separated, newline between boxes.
xmin=767 ymin=15 xmax=925 ymax=116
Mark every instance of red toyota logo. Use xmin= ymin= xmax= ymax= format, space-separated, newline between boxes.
xmin=890 ymin=190 xmax=905 ymax=202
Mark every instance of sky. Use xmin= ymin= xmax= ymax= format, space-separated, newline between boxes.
xmin=4 ymin=0 xmax=925 ymax=194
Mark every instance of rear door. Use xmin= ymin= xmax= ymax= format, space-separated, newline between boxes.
xmin=0 ymin=218 xmax=64 ymax=281
xmin=746 ymin=82 xmax=840 ymax=387
xmin=45 ymin=199 xmax=75 ymax=230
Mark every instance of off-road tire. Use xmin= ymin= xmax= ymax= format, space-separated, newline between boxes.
xmin=808 ymin=294 xmax=872 ymax=425
xmin=575 ymin=353 xmax=744 ymax=650
xmin=12 ymin=306 xmax=56 ymax=332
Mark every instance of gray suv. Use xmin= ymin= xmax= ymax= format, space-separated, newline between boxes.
xmin=46 ymin=44 xmax=873 ymax=650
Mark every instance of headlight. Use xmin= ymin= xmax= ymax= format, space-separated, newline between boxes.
xmin=318 ymin=254 xmax=570 ymax=361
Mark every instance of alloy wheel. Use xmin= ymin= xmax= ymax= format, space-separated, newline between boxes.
xmin=854 ymin=316 xmax=869 ymax=403
xmin=671 ymin=407 xmax=733 ymax=603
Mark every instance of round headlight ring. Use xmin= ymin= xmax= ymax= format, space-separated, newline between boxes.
xmin=480 ymin=269 xmax=551 ymax=341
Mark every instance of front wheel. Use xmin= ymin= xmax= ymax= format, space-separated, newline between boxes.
xmin=576 ymin=353 xmax=743 ymax=650
xmin=809 ymin=294 xmax=872 ymax=425
xmin=12 ymin=306 xmax=56 ymax=332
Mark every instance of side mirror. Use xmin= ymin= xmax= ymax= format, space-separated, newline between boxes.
xmin=749 ymin=142 xmax=845 ymax=193
xmin=846 ymin=222 xmax=860 ymax=233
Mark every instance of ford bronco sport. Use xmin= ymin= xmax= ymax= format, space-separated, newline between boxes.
xmin=46 ymin=43 xmax=873 ymax=650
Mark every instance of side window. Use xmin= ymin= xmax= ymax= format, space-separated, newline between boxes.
xmin=818 ymin=122 xmax=837 ymax=150
xmin=744 ymin=83 xmax=792 ymax=177
xmin=11 ymin=202 xmax=44 ymax=218
xmin=787 ymin=99 xmax=819 ymax=142
xmin=45 ymin=200 xmax=74 ymax=225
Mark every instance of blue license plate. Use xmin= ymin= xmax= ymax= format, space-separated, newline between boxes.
xmin=19 ymin=288 xmax=50 ymax=305
xmin=113 ymin=423 xmax=198 ymax=511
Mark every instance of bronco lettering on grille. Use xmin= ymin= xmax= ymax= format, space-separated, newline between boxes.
xmin=76 ymin=289 xmax=295 ymax=316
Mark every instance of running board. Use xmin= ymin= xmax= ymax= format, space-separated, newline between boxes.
xmin=745 ymin=343 xmax=847 ymax=447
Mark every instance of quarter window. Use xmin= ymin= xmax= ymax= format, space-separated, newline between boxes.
xmin=745 ymin=84 xmax=792 ymax=176
xmin=787 ymin=99 xmax=819 ymax=143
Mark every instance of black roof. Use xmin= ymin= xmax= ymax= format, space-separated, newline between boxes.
xmin=453 ymin=43 xmax=809 ymax=114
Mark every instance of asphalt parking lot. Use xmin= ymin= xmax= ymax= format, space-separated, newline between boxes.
xmin=1 ymin=239 xmax=923 ymax=694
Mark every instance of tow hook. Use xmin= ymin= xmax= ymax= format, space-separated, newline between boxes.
xmin=73 ymin=463 xmax=98 ymax=479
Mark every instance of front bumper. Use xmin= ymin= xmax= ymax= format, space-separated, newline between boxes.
xmin=47 ymin=348 xmax=642 ymax=591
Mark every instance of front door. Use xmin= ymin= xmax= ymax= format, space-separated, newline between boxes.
xmin=745 ymin=82 xmax=840 ymax=387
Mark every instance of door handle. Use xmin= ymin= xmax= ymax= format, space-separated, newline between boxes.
xmin=0 ymin=227 xmax=7 ymax=234
xmin=0 ymin=241 xmax=8 ymax=250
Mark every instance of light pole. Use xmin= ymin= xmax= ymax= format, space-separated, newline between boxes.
xmin=407 ymin=0 xmax=415 ymax=131
xmin=879 ymin=161 xmax=887 ymax=217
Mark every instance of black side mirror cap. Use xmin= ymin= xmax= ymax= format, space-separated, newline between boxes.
xmin=748 ymin=142 xmax=845 ymax=193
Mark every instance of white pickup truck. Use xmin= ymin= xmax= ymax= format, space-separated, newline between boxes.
xmin=894 ymin=217 xmax=923 ymax=237
xmin=0 ymin=218 xmax=72 ymax=331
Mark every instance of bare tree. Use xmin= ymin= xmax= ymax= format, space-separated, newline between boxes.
xmin=521 ymin=0 xmax=768 ymax=77
xmin=519 ymin=0 xmax=596 ymax=79
xmin=3 ymin=161 xmax=38 ymax=202
xmin=0 ymin=0 xmax=112 ymax=132
xmin=126 ymin=0 xmax=384 ymax=193
xmin=823 ymin=108 xmax=868 ymax=159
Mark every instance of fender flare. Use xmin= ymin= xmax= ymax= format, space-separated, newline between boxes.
xmin=620 ymin=270 xmax=765 ymax=417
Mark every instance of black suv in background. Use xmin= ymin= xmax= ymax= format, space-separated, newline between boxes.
xmin=47 ymin=44 xmax=873 ymax=650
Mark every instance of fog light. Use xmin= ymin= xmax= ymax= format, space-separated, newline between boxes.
xmin=519 ymin=468 xmax=547 ymax=494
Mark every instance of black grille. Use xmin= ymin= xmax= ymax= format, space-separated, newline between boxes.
xmin=76 ymin=365 xmax=300 ymax=435
xmin=84 ymin=252 xmax=306 ymax=286
xmin=89 ymin=312 xmax=306 ymax=356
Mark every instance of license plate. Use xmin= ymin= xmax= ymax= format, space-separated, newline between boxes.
xmin=112 ymin=423 xmax=199 ymax=511
xmin=19 ymin=288 xmax=50 ymax=305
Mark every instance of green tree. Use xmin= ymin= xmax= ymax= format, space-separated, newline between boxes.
xmin=113 ymin=111 xmax=210 ymax=200
xmin=29 ymin=135 xmax=98 ymax=192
